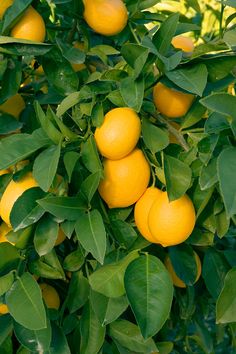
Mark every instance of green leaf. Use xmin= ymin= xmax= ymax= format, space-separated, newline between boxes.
xmin=1 ymin=0 xmax=32 ymax=34
xmin=199 ymin=158 xmax=218 ymax=190
xmin=0 ymin=272 xmax=14 ymax=296
xmin=0 ymin=314 xmax=13 ymax=346
xmin=153 ymin=13 xmax=179 ymax=55
xmin=121 ymin=44 xmax=149 ymax=78
xmin=166 ymin=64 xmax=208 ymax=96
xmin=90 ymin=290 xmax=128 ymax=326
xmin=216 ymin=268 xmax=236 ymax=324
xmin=34 ymin=102 xmax=63 ymax=145
xmin=0 ymin=243 xmax=20 ymax=276
xmin=63 ymin=151 xmax=80 ymax=182
xmin=37 ymin=196 xmax=87 ymax=220
xmin=34 ymin=215 xmax=59 ymax=256
xmin=206 ymin=56 xmax=236 ymax=82
xmin=10 ymin=188 xmax=46 ymax=231
xmin=75 ymin=210 xmax=106 ymax=264
xmin=0 ymin=129 xmax=50 ymax=170
xmin=0 ymin=59 xmax=22 ymax=104
xmin=120 ymin=76 xmax=144 ymax=112
xmin=110 ymin=220 xmax=138 ymax=249
xmin=56 ymin=92 xmax=80 ymax=117
xmin=6 ymin=273 xmax=47 ymax=330
xmin=181 ymin=100 xmax=207 ymax=129
xmin=80 ymin=302 xmax=106 ymax=354
xmin=109 ymin=319 xmax=158 ymax=353
xmin=217 ymin=147 xmax=236 ymax=218
xmin=91 ymin=103 xmax=104 ymax=127
xmin=202 ymin=249 xmax=229 ymax=299
xmin=14 ymin=319 xmax=51 ymax=352
xmin=63 ymin=248 xmax=85 ymax=272
xmin=89 ymin=251 xmax=139 ymax=298
xmin=66 ymin=271 xmax=89 ymax=313
xmin=164 ymin=154 xmax=192 ymax=201
xmin=44 ymin=323 xmax=71 ymax=354
xmin=124 ymin=255 xmax=173 ymax=339
xmin=168 ymin=244 xmax=197 ymax=285
xmin=33 ymin=144 xmax=61 ymax=192
xmin=81 ymin=136 xmax=103 ymax=174
xmin=80 ymin=171 xmax=102 ymax=202
xmin=224 ymin=28 xmax=236 ymax=47
xmin=142 ymin=118 xmax=169 ymax=153
xmin=0 ymin=113 xmax=23 ymax=134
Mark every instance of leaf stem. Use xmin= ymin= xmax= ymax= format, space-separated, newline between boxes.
xmin=219 ymin=3 xmax=225 ymax=39
xmin=129 ymin=23 xmax=141 ymax=45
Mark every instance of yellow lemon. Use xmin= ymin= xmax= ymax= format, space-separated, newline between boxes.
xmin=0 ymin=0 xmax=13 ymax=20
xmin=165 ymin=251 xmax=202 ymax=288
xmin=134 ymin=187 xmax=162 ymax=242
xmin=0 ymin=172 xmax=38 ymax=227
xmin=148 ymin=192 xmax=196 ymax=247
xmin=98 ymin=149 xmax=150 ymax=208
xmin=172 ymin=35 xmax=194 ymax=54
xmin=11 ymin=6 xmax=46 ymax=42
xmin=95 ymin=107 xmax=141 ymax=160
xmin=83 ymin=0 xmax=128 ymax=36
xmin=0 ymin=304 xmax=9 ymax=315
xmin=40 ymin=283 xmax=60 ymax=309
xmin=0 ymin=94 xmax=25 ymax=119
xmin=153 ymin=82 xmax=194 ymax=118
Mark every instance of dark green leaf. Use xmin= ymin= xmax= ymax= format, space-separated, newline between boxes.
xmin=63 ymin=151 xmax=80 ymax=182
xmin=0 ymin=113 xmax=23 ymax=134
xmin=81 ymin=135 xmax=103 ymax=174
xmin=153 ymin=13 xmax=179 ymax=56
xmin=120 ymin=76 xmax=144 ymax=112
xmin=216 ymin=268 xmax=236 ymax=324
xmin=34 ymin=215 xmax=59 ymax=256
xmin=0 ymin=243 xmax=20 ymax=276
xmin=142 ymin=118 xmax=169 ymax=153
xmin=44 ymin=323 xmax=71 ymax=354
xmin=66 ymin=271 xmax=89 ymax=313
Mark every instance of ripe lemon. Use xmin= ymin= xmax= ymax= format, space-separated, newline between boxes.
xmin=171 ymin=35 xmax=194 ymax=54
xmin=95 ymin=107 xmax=141 ymax=160
xmin=0 ymin=172 xmax=38 ymax=227
xmin=165 ymin=251 xmax=201 ymax=288
xmin=148 ymin=192 xmax=196 ymax=247
xmin=83 ymin=0 xmax=128 ymax=36
xmin=0 ymin=94 xmax=25 ymax=119
xmin=40 ymin=283 xmax=60 ymax=309
xmin=0 ymin=169 xmax=10 ymax=176
xmin=153 ymin=82 xmax=194 ymax=118
xmin=98 ymin=149 xmax=150 ymax=208
xmin=134 ymin=187 xmax=162 ymax=242
xmin=0 ymin=223 xmax=13 ymax=244
xmin=11 ymin=6 xmax=46 ymax=42
xmin=0 ymin=0 xmax=13 ymax=20
xmin=54 ymin=228 xmax=66 ymax=246
xmin=0 ymin=304 xmax=9 ymax=315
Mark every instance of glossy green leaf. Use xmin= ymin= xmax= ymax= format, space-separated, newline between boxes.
xmin=81 ymin=136 xmax=103 ymax=174
xmin=1 ymin=0 xmax=32 ymax=34
xmin=153 ymin=13 xmax=179 ymax=55
xmin=44 ymin=323 xmax=71 ymax=354
xmin=63 ymin=248 xmax=85 ymax=272
xmin=124 ymin=255 xmax=173 ymax=339
xmin=6 ymin=273 xmax=47 ymax=330
xmin=0 ymin=113 xmax=23 ymax=134
xmin=66 ymin=271 xmax=89 ymax=313
xmin=0 ymin=314 xmax=13 ymax=346
xmin=80 ymin=302 xmax=106 ymax=354
xmin=14 ymin=319 xmax=51 ymax=352
xmin=34 ymin=215 xmax=59 ymax=256
xmin=120 ymin=76 xmax=144 ymax=112
xmin=0 ymin=272 xmax=14 ymax=296
xmin=75 ymin=210 xmax=106 ymax=264
xmin=0 ymin=243 xmax=20 ymax=276
xmin=164 ymin=154 xmax=192 ymax=201
xmin=80 ymin=171 xmax=102 ymax=202
xmin=89 ymin=251 xmax=139 ymax=298
xmin=217 ymin=147 xmax=236 ymax=218
xmin=216 ymin=268 xmax=236 ymax=324
xmin=0 ymin=59 xmax=22 ymax=104
xmin=142 ymin=118 xmax=169 ymax=153
xmin=33 ymin=144 xmax=61 ymax=192
xmin=109 ymin=319 xmax=158 ymax=353
xmin=63 ymin=151 xmax=80 ymax=182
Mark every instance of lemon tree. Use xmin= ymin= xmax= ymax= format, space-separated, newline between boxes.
xmin=0 ymin=0 xmax=236 ymax=353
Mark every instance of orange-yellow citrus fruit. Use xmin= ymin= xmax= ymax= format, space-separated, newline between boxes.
xmin=95 ymin=107 xmax=141 ymax=160
xmin=0 ymin=172 xmax=38 ymax=227
xmin=40 ymin=283 xmax=60 ymax=309
xmin=0 ymin=304 xmax=9 ymax=315
xmin=98 ymin=148 xmax=150 ymax=208
xmin=134 ymin=187 xmax=162 ymax=242
xmin=148 ymin=192 xmax=196 ymax=247
xmin=165 ymin=251 xmax=202 ymax=288
xmin=54 ymin=228 xmax=66 ymax=246
xmin=0 ymin=223 xmax=13 ymax=244
xmin=172 ymin=35 xmax=194 ymax=54
xmin=0 ymin=94 xmax=25 ymax=119
xmin=83 ymin=0 xmax=128 ymax=36
xmin=0 ymin=169 xmax=10 ymax=176
xmin=0 ymin=0 xmax=13 ymax=20
xmin=153 ymin=82 xmax=194 ymax=118
xmin=11 ymin=6 xmax=46 ymax=42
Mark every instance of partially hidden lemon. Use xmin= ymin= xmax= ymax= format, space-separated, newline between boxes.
xmin=11 ymin=6 xmax=46 ymax=42
xmin=0 ymin=169 xmax=10 ymax=176
xmin=165 ymin=251 xmax=202 ymax=288
xmin=0 ymin=0 xmax=13 ymax=20
xmin=153 ymin=82 xmax=194 ymax=118
xmin=0 ymin=94 xmax=25 ymax=119
xmin=148 ymin=191 xmax=196 ymax=247
xmin=0 ymin=172 xmax=38 ymax=227
xmin=40 ymin=283 xmax=60 ymax=309
xmin=0 ymin=223 xmax=13 ymax=244
xmin=54 ymin=228 xmax=66 ymax=246
xmin=98 ymin=148 xmax=150 ymax=208
xmin=95 ymin=107 xmax=141 ymax=160
xmin=83 ymin=0 xmax=128 ymax=36
xmin=0 ymin=304 xmax=9 ymax=315
xmin=134 ymin=187 xmax=162 ymax=242
xmin=172 ymin=35 xmax=194 ymax=54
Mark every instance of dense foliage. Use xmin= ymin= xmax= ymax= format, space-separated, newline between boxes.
xmin=0 ymin=0 xmax=236 ymax=353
